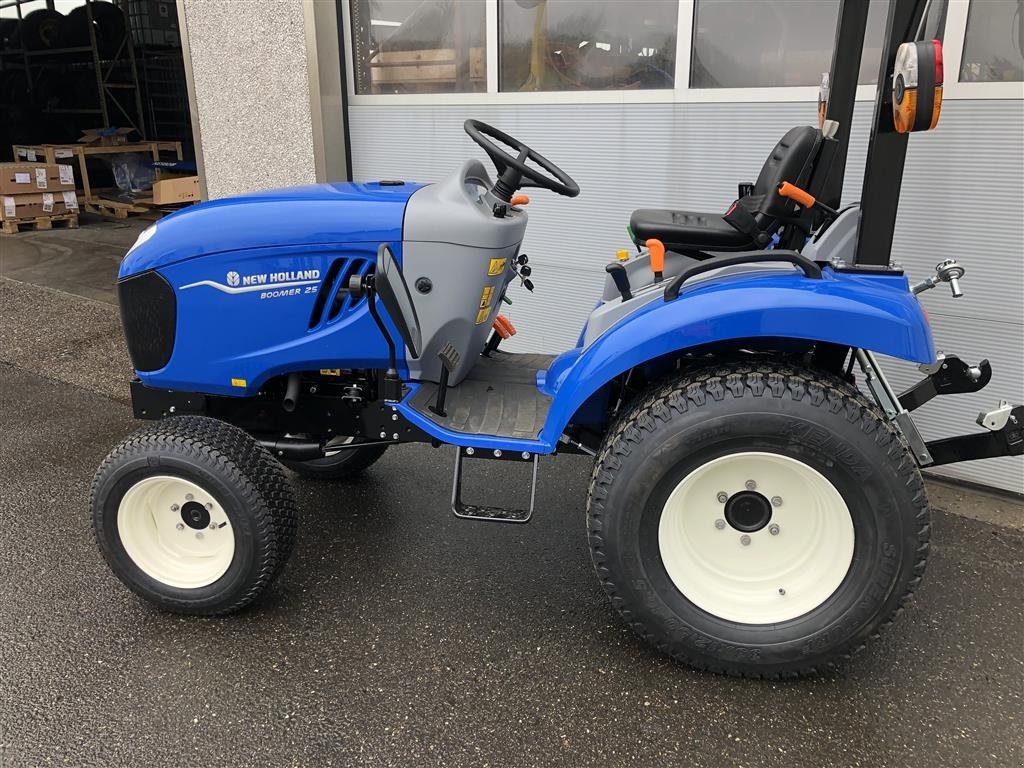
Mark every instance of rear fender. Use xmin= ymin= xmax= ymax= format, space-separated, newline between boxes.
xmin=539 ymin=268 xmax=934 ymax=444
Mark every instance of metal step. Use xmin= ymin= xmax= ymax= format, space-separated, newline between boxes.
xmin=451 ymin=446 xmax=539 ymax=523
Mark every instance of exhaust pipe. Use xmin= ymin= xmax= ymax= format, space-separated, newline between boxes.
xmin=282 ymin=373 xmax=300 ymax=412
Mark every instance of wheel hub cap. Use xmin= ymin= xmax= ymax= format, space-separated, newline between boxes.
xmin=658 ymin=452 xmax=855 ymax=624
xmin=180 ymin=500 xmax=211 ymax=530
xmin=724 ymin=490 xmax=772 ymax=532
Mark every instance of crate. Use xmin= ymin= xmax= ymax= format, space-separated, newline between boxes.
xmin=1 ymin=212 xmax=79 ymax=235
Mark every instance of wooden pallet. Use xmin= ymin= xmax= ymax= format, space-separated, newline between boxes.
xmin=83 ymin=190 xmax=192 ymax=220
xmin=1 ymin=212 xmax=79 ymax=235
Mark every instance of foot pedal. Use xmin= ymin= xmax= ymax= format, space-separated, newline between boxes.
xmin=451 ymin=446 xmax=539 ymax=523
xmin=430 ymin=342 xmax=461 ymax=417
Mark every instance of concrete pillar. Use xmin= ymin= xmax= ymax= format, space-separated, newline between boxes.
xmin=178 ymin=0 xmax=344 ymax=200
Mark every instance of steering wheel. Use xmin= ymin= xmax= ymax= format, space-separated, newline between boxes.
xmin=464 ymin=119 xmax=580 ymax=201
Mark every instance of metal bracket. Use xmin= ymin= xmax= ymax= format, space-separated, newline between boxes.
xmin=898 ymin=353 xmax=991 ymax=411
xmin=451 ymin=447 xmax=539 ymax=523
xmin=926 ymin=404 xmax=1024 ymax=467
xmin=978 ymin=400 xmax=1013 ymax=432
xmin=856 ymin=349 xmax=933 ymax=465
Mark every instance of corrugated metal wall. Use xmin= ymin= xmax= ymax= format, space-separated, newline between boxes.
xmin=348 ymin=100 xmax=1023 ymax=493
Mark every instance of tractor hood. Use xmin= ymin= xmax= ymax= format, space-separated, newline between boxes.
xmin=120 ymin=180 xmax=427 ymax=278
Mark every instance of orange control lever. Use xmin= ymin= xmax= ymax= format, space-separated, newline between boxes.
xmin=492 ymin=314 xmax=517 ymax=339
xmin=646 ymin=238 xmax=666 ymax=283
xmin=777 ymin=181 xmax=817 ymax=209
xmin=510 ymin=194 xmax=530 ymax=206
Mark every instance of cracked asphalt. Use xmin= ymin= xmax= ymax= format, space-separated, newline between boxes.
xmin=1 ymin=224 xmax=1022 ymax=767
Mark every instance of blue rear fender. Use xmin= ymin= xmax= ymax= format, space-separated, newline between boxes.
xmin=536 ymin=268 xmax=934 ymax=446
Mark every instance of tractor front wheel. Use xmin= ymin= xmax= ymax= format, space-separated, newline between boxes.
xmin=91 ymin=416 xmax=298 ymax=615
xmin=587 ymin=362 xmax=930 ymax=678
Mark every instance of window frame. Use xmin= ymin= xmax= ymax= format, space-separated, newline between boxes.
xmin=341 ymin=0 xmax=1022 ymax=106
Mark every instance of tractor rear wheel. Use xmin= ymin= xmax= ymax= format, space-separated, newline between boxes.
xmin=587 ymin=361 xmax=930 ymax=678
xmin=280 ymin=437 xmax=388 ymax=479
xmin=91 ymin=416 xmax=297 ymax=615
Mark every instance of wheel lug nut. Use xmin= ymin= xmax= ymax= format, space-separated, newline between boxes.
xmin=205 ymin=502 xmax=213 ymax=510
xmin=170 ymin=503 xmax=179 ymax=512
xmin=185 ymin=494 xmax=194 ymax=501
xmin=769 ymin=524 xmax=780 ymax=536
xmin=175 ymin=522 xmax=184 ymax=531
xmin=195 ymin=532 xmax=204 ymax=540
xmin=716 ymin=491 xmax=728 ymax=503
xmin=209 ymin=522 xmax=217 ymax=530
xmin=740 ymin=534 xmax=751 ymax=546
xmin=778 ymin=588 xmax=786 ymax=596
xmin=771 ymin=496 xmax=783 ymax=507
xmin=714 ymin=518 xmax=726 ymax=530
xmin=744 ymin=480 xmax=757 ymax=491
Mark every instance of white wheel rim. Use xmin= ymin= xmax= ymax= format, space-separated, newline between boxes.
xmin=117 ymin=475 xmax=235 ymax=589
xmin=658 ymin=452 xmax=855 ymax=624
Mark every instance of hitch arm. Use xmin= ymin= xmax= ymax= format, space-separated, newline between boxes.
xmin=925 ymin=405 xmax=1024 ymax=467
xmin=898 ymin=354 xmax=992 ymax=411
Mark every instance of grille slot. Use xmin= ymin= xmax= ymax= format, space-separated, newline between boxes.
xmin=327 ymin=259 xmax=370 ymax=321
xmin=307 ymin=259 xmax=345 ymax=328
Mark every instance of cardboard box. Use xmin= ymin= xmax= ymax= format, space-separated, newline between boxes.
xmin=79 ymin=127 xmax=134 ymax=146
xmin=151 ymin=175 xmax=199 ymax=204
xmin=0 ymin=162 xmax=77 ymax=195
xmin=1 ymin=191 xmax=79 ymax=221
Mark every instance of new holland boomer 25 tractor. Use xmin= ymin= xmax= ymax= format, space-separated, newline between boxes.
xmin=91 ymin=0 xmax=1021 ymax=677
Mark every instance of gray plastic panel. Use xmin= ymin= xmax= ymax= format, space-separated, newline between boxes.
xmin=402 ymin=161 xmax=528 ymax=384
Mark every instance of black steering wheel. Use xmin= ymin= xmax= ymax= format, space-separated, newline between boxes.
xmin=464 ymin=119 xmax=580 ymax=201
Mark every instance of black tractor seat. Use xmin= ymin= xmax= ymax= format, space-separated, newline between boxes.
xmin=630 ymin=125 xmax=823 ymax=255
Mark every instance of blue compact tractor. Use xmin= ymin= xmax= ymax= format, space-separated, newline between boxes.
xmin=91 ymin=0 xmax=1021 ymax=676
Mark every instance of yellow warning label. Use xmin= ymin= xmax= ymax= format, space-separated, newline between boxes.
xmin=479 ymin=285 xmax=494 ymax=309
xmin=475 ymin=307 xmax=490 ymax=325
xmin=319 ymin=368 xmax=341 ymax=376
xmin=487 ymin=258 xmax=507 ymax=276
xmin=230 ymin=378 xmax=247 ymax=388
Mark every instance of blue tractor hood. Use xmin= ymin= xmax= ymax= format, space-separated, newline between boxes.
xmin=120 ymin=180 xmax=426 ymax=278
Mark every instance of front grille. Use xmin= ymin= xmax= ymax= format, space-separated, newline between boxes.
xmin=118 ymin=270 xmax=176 ymax=372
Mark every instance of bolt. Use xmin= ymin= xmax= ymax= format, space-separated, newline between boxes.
xmin=771 ymin=496 xmax=783 ymax=507
xmin=309 ymin=385 xmax=318 ymax=394
xmin=175 ymin=522 xmax=184 ymax=531
xmin=392 ymin=433 xmax=399 ymax=440
xmin=466 ymin=447 xmax=475 ymax=455
xmin=195 ymin=532 xmax=204 ymax=540
xmin=493 ymin=449 xmax=502 ymax=458
xmin=714 ymin=519 xmax=726 ymax=530
xmin=391 ymin=413 xmax=398 ymax=421
xmin=522 ymin=451 xmax=531 ymax=460
xmin=768 ymin=524 xmax=780 ymax=536
xmin=744 ymin=480 xmax=757 ymax=491
xmin=205 ymin=502 xmax=213 ymax=511
xmin=740 ymin=534 xmax=751 ymax=546
xmin=170 ymin=503 xmax=179 ymax=512
xmin=379 ymin=431 xmax=387 ymax=439
xmin=778 ymin=588 xmax=786 ymax=596
xmin=716 ymin=491 xmax=729 ymax=503
xmin=209 ymin=522 xmax=217 ymax=530
xmin=169 ymin=406 xmax=176 ymax=413
xmin=185 ymin=493 xmax=194 ymax=501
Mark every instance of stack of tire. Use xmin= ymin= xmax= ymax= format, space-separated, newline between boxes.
xmin=0 ymin=2 xmax=128 ymax=156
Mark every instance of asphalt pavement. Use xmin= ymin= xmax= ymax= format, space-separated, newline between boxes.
xmin=0 ymin=257 xmax=1022 ymax=767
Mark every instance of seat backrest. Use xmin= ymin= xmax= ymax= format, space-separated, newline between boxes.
xmin=753 ymin=126 xmax=822 ymax=219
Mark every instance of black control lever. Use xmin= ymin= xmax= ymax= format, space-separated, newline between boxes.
xmin=605 ymin=263 xmax=633 ymax=302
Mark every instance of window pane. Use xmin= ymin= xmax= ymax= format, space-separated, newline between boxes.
xmin=691 ymin=0 xmax=888 ymax=88
xmin=499 ymin=0 xmax=677 ymax=92
xmin=959 ymin=0 xmax=1024 ymax=82
xmin=349 ymin=0 xmax=486 ymax=95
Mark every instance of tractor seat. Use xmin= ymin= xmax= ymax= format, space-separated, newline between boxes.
xmin=630 ymin=125 xmax=822 ymax=255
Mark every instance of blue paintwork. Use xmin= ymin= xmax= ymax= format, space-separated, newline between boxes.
xmin=120 ymin=181 xmax=935 ymax=452
xmin=120 ymin=181 xmax=425 ymax=277
xmin=125 ymin=181 xmax=424 ymax=395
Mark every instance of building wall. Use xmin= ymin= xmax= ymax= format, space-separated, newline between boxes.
xmin=348 ymin=99 xmax=1024 ymax=493
xmin=179 ymin=0 xmax=318 ymax=199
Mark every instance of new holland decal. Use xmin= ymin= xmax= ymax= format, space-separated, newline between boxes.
xmin=180 ymin=269 xmax=321 ymax=300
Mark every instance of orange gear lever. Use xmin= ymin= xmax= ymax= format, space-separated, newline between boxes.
xmin=777 ymin=181 xmax=838 ymax=220
xmin=510 ymin=194 xmax=530 ymax=207
xmin=484 ymin=314 xmax=517 ymax=356
xmin=646 ymin=238 xmax=666 ymax=283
